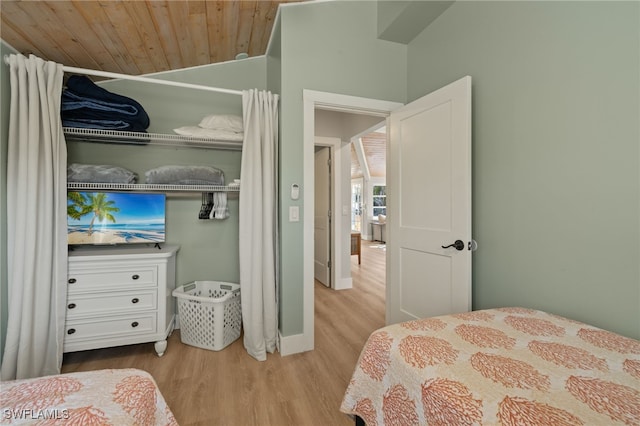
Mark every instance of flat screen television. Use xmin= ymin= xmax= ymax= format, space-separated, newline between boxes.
xmin=67 ymin=191 xmax=166 ymax=246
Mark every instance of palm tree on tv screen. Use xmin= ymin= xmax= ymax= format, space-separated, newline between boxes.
xmin=67 ymin=192 xmax=120 ymax=235
xmin=67 ymin=191 xmax=89 ymax=220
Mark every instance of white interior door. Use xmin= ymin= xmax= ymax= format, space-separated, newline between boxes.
xmin=314 ymin=147 xmax=331 ymax=287
xmin=387 ymin=76 xmax=472 ymax=324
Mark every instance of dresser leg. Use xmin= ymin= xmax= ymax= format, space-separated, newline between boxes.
xmin=154 ymin=340 xmax=167 ymax=357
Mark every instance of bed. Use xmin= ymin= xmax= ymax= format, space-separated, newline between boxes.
xmin=341 ymin=307 xmax=640 ymax=425
xmin=0 ymin=368 xmax=178 ymax=425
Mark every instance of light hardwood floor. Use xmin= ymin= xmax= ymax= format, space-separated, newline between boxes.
xmin=62 ymin=240 xmax=386 ymax=426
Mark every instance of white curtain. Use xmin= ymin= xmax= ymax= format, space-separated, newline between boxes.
xmin=239 ymin=89 xmax=279 ymax=361
xmin=1 ymin=54 xmax=67 ymax=380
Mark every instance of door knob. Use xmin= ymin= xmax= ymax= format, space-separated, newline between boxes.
xmin=442 ymin=240 xmax=465 ymax=251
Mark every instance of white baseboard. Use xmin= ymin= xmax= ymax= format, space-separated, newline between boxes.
xmin=278 ymin=330 xmax=313 ymax=356
xmin=178 ymin=315 xmax=312 ymax=357
xmin=334 ymin=277 xmax=352 ymax=290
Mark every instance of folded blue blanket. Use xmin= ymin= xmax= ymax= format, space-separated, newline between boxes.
xmin=62 ymin=117 xmax=133 ymax=130
xmin=62 ymin=75 xmax=150 ymax=132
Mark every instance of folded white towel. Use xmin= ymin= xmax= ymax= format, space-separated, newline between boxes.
xmin=198 ymin=114 xmax=243 ymax=132
xmin=173 ymin=126 xmax=244 ymax=141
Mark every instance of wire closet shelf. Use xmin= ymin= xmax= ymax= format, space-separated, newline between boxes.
xmin=67 ymin=182 xmax=239 ymax=193
xmin=63 ymin=127 xmax=243 ymax=151
xmin=64 ymin=127 xmax=242 ymax=193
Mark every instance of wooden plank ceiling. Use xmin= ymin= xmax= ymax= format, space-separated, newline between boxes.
xmin=0 ymin=0 xmax=304 ymax=75
xmin=351 ymin=132 xmax=387 ymax=179
xmin=2 ymin=0 xmax=387 ymax=179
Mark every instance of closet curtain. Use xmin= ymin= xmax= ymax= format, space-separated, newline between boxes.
xmin=1 ymin=54 xmax=68 ymax=380
xmin=239 ymin=89 xmax=279 ymax=361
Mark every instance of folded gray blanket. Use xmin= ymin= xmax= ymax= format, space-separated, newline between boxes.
xmin=145 ymin=165 xmax=224 ymax=185
xmin=67 ymin=163 xmax=137 ymax=183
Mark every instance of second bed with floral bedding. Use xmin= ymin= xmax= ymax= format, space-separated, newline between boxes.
xmin=341 ymin=307 xmax=640 ymax=425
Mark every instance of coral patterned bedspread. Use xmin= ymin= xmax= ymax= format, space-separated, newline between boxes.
xmin=1 ymin=368 xmax=178 ymax=425
xmin=340 ymin=308 xmax=640 ymax=425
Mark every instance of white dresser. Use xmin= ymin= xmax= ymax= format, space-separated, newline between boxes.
xmin=65 ymin=245 xmax=179 ymax=356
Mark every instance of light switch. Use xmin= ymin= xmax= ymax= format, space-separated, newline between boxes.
xmin=289 ymin=206 xmax=299 ymax=222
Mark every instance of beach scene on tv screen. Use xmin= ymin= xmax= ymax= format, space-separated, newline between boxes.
xmin=67 ymin=191 xmax=165 ymax=245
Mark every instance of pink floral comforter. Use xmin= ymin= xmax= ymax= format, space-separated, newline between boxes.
xmin=341 ymin=308 xmax=640 ymax=425
xmin=1 ymin=368 xmax=178 ymax=425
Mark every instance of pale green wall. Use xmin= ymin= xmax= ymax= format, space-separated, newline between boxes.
xmin=277 ymin=1 xmax=406 ymax=335
xmin=377 ymin=0 xmax=453 ymax=44
xmin=4 ymin=0 xmax=637 ymax=358
xmin=69 ymin=58 xmax=267 ymax=289
xmin=0 ymin=41 xmax=17 ymax=359
xmin=407 ymin=1 xmax=640 ymax=338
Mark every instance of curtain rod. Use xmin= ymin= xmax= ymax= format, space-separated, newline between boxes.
xmin=3 ymin=55 xmax=243 ymax=96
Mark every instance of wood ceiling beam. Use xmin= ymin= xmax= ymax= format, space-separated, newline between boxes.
xmin=353 ymin=137 xmax=371 ymax=182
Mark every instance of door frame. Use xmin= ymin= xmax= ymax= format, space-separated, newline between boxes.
xmin=313 ymin=141 xmax=335 ymax=288
xmin=299 ymin=90 xmax=402 ymax=353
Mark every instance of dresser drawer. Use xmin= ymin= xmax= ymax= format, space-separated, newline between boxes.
xmin=64 ymin=314 xmax=156 ymax=343
xmin=67 ymin=266 xmax=157 ymax=291
xmin=66 ymin=290 xmax=157 ymax=318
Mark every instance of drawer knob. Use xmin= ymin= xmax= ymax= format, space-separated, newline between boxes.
xmin=132 ymin=274 xmax=140 ymax=280
xmin=131 ymin=322 xmax=139 ymax=328
xmin=67 ymin=328 xmax=76 ymax=335
xmin=131 ymin=298 xmax=139 ymax=304
xmin=68 ymin=278 xmax=77 ymax=284
xmin=68 ymin=303 xmax=76 ymax=309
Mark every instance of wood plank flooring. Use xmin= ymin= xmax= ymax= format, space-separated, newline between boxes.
xmin=61 ymin=241 xmax=386 ymax=426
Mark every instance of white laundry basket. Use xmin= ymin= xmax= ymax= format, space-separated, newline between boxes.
xmin=172 ymin=281 xmax=241 ymax=351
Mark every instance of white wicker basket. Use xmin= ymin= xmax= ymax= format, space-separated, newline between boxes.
xmin=172 ymin=281 xmax=241 ymax=351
